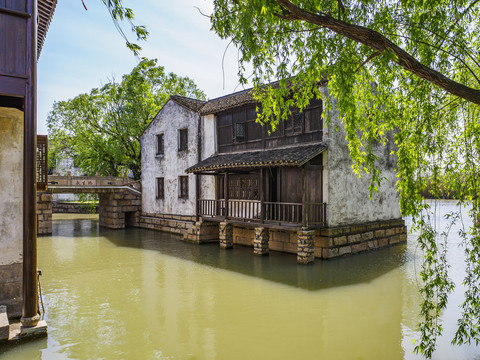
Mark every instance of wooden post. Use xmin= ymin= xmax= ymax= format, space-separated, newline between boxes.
xmin=302 ymin=166 xmax=307 ymax=228
xmin=22 ymin=0 xmax=39 ymax=328
xmin=260 ymin=168 xmax=264 ymax=223
xmin=195 ymin=173 xmax=199 ymax=222
xmin=224 ymin=172 xmax=229 ymax=219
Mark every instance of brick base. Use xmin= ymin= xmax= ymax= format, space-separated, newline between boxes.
xmin=219 ymin=222 xmax=233 ymax=249
xmin=316 ymin=219 xmax=407 ymax=259
xmin=297 ymin=230 xmax=315 ymax=264
xmin=254 ymin=227 xmax=269 ymax=255
xmin=185 ymin=220 xmax=219 ymax=244
xmin=0 ymin=262 xmax=22 ymax=319
xmin=139 ymin=213 xmax=195 ymax=236
xmin=37 ymin=191 xmax=52 ymax=235
xmin=98 ymin=191 xmax=141 ymax=229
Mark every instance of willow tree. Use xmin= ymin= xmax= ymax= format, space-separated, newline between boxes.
xmin=212 ymin=0 xmax=477 ymax=358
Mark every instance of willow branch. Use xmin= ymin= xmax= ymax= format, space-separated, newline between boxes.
xmin=274 ymin=0 xmax=480 ymax=105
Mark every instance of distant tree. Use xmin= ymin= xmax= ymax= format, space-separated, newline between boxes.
xmin=47 ymin=59 xmax=206 ymax=180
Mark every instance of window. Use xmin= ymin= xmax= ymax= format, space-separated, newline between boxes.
xmin=234 ymin=122 xmax=246 ymax=142
xmin=179 ymin=176 xmax=189 ymax=198
xmin=304 ymin=106 xmax=322 ymax=132
xmin=228 ymin=175 xmax=259 ymax=200
xmin=156 ymin=134 xmax=164 ymax=155
xmin=178 ymin=128 xmax=188 ymax=151
xmin=156 ymin=177 xmax=164 ymax=199
xmin=305 ymin=98 xmax=323 ymax=132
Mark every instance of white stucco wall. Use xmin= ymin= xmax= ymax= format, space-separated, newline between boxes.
xmin=0 ymin=107 xmax=23 ymax=266
xmin=199 ymin=114 xmax=216 ymax=200
xmin=141 ymin=101 xmax=200 ymax=216
xmin=322 ymin=90 xmax=402 ymax=227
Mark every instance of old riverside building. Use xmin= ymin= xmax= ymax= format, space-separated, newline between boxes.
xmin=140 ymin=86 xmax=406 ymax=264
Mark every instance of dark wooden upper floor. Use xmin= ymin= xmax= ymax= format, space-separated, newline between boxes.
xmin=216 ymin=98 xmax=323 ymax=153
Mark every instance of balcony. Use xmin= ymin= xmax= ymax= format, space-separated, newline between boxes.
xmin=198 ymin=199 xmax=326 ymax=228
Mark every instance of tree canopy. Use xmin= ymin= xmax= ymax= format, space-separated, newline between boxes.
xmin=47 ymin=59 xmax=206 ymax=180
xmin=207 ymin=0 xmax=480 ymax=358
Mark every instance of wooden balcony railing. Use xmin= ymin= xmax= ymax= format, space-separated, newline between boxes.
xmin=198 ymin=199 xmax=326 ymax=228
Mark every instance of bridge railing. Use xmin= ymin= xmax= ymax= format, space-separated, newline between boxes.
xmin=48 ymin=175 xmax=141 ymax=191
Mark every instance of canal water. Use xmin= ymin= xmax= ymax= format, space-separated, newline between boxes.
xmin=1 ymin=202 xmax=479 ymax=359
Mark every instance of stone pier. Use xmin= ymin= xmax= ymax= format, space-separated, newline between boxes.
xmin=297 ymin=230 xmax=315 ymax=264
xmin=98 ymin=190 xmax=141 ymax=229
xmin=185 ymin=220 xmax=219 ymax=244
xmin=254 ymin=227 xmax=269 ymax=256
xmin=219 ymin=222 xmax=233 ymax=249
xmin=36 ymin=191 xmax=52 ymax=235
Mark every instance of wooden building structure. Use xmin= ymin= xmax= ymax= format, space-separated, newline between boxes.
xmin=188 ymin=98 xmax=326 ymax=229
xmin=0 ymin=0 xmax=57 ymax=327
xmin=141 ymin=85 xmax=407 ymax=264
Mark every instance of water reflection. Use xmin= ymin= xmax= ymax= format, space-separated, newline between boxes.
xmin=102 ymin=226 xmax=408 ymax=291
xmin=1 ymin=206 xmax=478 ymax=360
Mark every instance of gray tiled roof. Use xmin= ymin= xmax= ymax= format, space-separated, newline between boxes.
xmin=186 ymin=143 xmax=327 ymax=173
xmin=199 ymin=88 xmax=255 ymax=115
xmin=170 ymin=95 xmax=206 ymax=112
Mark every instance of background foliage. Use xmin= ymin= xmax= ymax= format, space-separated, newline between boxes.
xmin=47 ymin=59 xmax=206 ymax=180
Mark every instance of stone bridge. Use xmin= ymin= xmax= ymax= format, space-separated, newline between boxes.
xmin=37 ymin=175 xmax=142 ymax=235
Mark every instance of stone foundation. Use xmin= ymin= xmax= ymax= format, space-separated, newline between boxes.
xmin=219 ymin=222 xmax=233 ymax=249
xmin=36 ymin=191 xmax=52 ymax=235
xmin=0 ymin=262 xmax=22 ymax=319
xmin=98 ymin=191 xmax=141 ymax=229
xmin=253 ymin=227 xmax=269 ymax=255
xmin=139 ymin=212 xmax=195 ymax=236
xmin=185 ymin=220 xmax=219 ymax=244
xmin=226 ymin=218 xmax=407 ymax=262
xmin=297 ymin=230 xmax=315 ymax=264
xmin=316 ymin=219 xmax=407 ymax=259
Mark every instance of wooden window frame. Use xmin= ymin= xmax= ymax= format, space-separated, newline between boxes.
xmin=36 ymin=135 xmax=48 ymax=191
xmin=156 ymin=177 xmax=164 ymax=199
xmin=179 ymin=176 xmax=189 ymax=199
xmin=178 ymin=128 xmax=188 ymax=152
xmin=156 ymin=133 xmax=164 ymax=155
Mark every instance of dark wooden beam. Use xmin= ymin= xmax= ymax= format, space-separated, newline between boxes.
xmin=260 ymin=168 xmax=264 ymax=223
xmin=0 ymin=76 xmax=26 ymax=97
xmin=0 ymin=7 xmax=30 ymax=18
xmin=302 ymin=166 xmax=307 ymax=228
xmin=224 ymin=172 xmax=229 ymax=219
xmin=21 ymin=0 xmax=39 ymax=327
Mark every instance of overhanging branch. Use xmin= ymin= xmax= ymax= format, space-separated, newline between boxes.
xmin=274 ymin=0 xmax=480 ymax=105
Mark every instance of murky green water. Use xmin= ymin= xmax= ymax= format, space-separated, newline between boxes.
xmin=1 ymin=203 xmax=479 ymax=359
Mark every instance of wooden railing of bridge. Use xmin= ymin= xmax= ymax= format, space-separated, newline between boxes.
xmin=47 ymin=175 xmax=141 ymax=192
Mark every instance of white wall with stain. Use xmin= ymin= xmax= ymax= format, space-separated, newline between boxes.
xmin=322 ymin=89 xmax=402 ymax=227
xmin=0 ymin=107 xmax=23 ymax=266
xmin=141 ymin=101 xmax=200 ymax=216
xmin=199 ymin=114 xmax=216 ymax=200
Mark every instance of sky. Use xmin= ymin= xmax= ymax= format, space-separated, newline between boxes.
xmin=37 ymin=0 xmax=246 ymax=135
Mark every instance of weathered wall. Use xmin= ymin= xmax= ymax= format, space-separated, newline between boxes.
xmin=0 ymin=107 xmax=23 ymax=318
xmin=199 ymin=114 xmax=216 ymax=200
xmin=322 ymin=89 xmax=401 ymax=227
xmin=141 ymin=100 xmax=200 ymax=216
